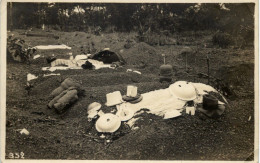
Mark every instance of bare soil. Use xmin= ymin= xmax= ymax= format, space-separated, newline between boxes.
xmin=5 ymin=29 xmax=255 ymax=160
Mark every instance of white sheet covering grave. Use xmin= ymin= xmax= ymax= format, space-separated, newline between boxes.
xmin=42 ymin=56 xmax=114 ymax=71
xmin=118 ymin=82 xmax=227 ymax=119
xmin=34 ymin=44 xmax=72 ymax=50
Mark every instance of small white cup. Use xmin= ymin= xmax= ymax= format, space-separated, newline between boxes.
xmin=127 ymin=85 xmax=138 ymax=97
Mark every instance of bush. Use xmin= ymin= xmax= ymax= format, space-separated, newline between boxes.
xmin=7 ymin=36 xmax=36 ymax=63
xmin=212 ymin=32 xmax=234 ymax=48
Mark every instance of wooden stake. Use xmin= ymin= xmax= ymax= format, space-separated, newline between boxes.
xmin=162 ymin=54 xmax=166 ymax=64
xmin=207 ymin=53 xmax=210 ymax=84
xmin=185 ymin=53 xmax=187 ymax=72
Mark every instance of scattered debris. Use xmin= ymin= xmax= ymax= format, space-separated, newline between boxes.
xmin=248 ymin=116 xmax=252 ymax=121
xmin=33 ymin=54 xmax=41 ymax=59
xmin=27 ymin=73 xmax=38 ymax=81
xmin=43 ymin=73 xmax=60 ymax=77
xmin=133 ymin=70 xmax=142 ymax=75
xmin=100 ymin=134 xmax=106 ymax=139
xmin=126 ymin=69 xmax=142 ymax=75
xmin=19 ymin=128 xmax=30 ymax=135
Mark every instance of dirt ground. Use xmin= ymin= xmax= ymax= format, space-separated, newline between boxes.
xmin=5 ymin=29 xmax=255 ymax=160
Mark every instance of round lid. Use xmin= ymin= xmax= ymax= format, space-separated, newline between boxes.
xmin=116 ymin=109 xmax=134 ymax=121
xmin=95 ymin=113 xmax=121 ymax=133
xmin=169 ymin=81 xmax=197 ymax=101
xmin=160 ymin=64 xmax=173 ymax=70
xmin=180 ymin=46 xmax=192 ymax=54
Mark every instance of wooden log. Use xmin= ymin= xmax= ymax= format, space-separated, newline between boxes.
xmin=54 ymin=89 xmax=78 ymax=114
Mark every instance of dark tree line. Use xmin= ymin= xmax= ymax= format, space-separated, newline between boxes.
xmin=7 ymin=2 xmax=254 ymax=38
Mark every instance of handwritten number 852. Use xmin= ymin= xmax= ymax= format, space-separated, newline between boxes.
xmin=8 ymin=152 xmax=25 ymax=159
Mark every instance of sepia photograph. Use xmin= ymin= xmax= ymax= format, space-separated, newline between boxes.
xmin=1 ymin=0 xmax=258 ymax=161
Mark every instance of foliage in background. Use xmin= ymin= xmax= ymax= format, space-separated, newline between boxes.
xmin=7 ymin=3 xmax=255 ymax=46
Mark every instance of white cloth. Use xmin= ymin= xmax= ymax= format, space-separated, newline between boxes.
xmin=74 ymin=55 xmax=88 ymax=61
xmin=119 ymin=82 xmax=227 ymax=118
xmin=51 ymin=59 xmax=77 ymax=68
xmin=43 ymin=58 xmax=113 ymax=71
xmin=34 ymin=44 xmax=71 ymax=50
xmin=88 ymin=59 xmax=113 ymax=70
xmin=119 ymin=88 xmax=186 ymax=117
xmin=42 ymin=66 xmax=82 ymax=72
